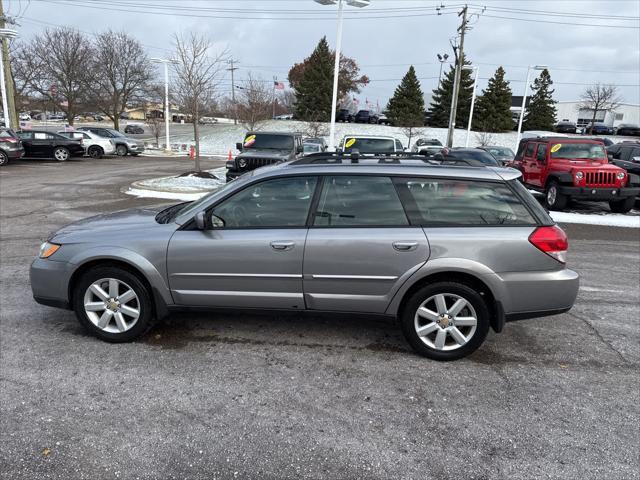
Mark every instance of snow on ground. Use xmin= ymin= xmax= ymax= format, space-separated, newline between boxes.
xmin=125 ymin=188 xmax=208 ymax=201
xmin=549 ymin=211 xmax=640 ymax=228
xmin=125 ymin=167 xmax=227 ymax=200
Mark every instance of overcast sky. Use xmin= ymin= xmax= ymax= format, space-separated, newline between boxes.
xmin=6 ymin=0 xmax=640 ymax=108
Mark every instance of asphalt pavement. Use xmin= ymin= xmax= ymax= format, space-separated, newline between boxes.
xmin=1 ymin=155 xmax=638 ymax=480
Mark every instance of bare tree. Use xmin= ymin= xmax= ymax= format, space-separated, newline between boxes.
xmin=475 ymin=130 xmax=496 ymax=147
xmin=304 ymin=119 xmax=328 ymax=138
xmin=172 ymin=33 xmax=226 ymax=171
xmin=9 ymin=41 xmax=44 ymax=112
xmin=147 ymin=115 xmax=163 ymax=147
xmin=28 ymin=28 xmax=92 ymax=125
xmin=236 ymin=73 xmax=273 ymax=131
xmin=90 ymin=30 xmax=154 ymax=130
xmin=579 ymin=83 xmax=621 ymax=135
xmin=401 ymin=126 xmax=424 ymax=150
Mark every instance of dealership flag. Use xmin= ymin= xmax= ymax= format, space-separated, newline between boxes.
xmin=274 ymin=81 xmax=285 ymax=90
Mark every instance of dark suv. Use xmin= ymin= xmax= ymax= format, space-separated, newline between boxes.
xmin=607 ymin=142 xmax=640 ymax=180
xmin=0 ymin=128 xmax=24 ymax=166
xmin=354 ymin=110 xmax=378 ymax=124
xmin=336 ymin=109 xmax=353 ymax=122
xmin=226 ymin=131 xmax=304 ymax=181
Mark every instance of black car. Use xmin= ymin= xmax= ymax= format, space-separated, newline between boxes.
xmin=226 ymin=131 xmax=304 ymax=181
xmin=556 ymin=121 xmax=577 ymax=134
xmin=77 ymin=127 xmax=143 ymax=156
xmin=583 ymin=122 xmax=614 ymax=135
xmin=354 ymin=110 xmax=378 ymax=124
xmin=478 ymin=146 xmax=516 ymax=166
xmin=434 ymin=148 xmax=500 ymax=166
xmin=336 ymin=109 xmax=353 ymax=123
xmin=124 ymin=124 xmax=144 ymax=134
xmin=16 ymin=130 xmax=84 ymax=162
xmin=614 ymin=124 xmax=640 ymax=136
xmin=607 ymin=142 xmax=640 ymax=176
xmin=0 ymin=128 xmax=25 ymax=166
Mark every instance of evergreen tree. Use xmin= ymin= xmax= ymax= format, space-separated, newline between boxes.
xmin=523 ymin=68 xmax=557 ymax=131
xmin=293 ymin=37 xmax=334 ymax=121
xmin=473 ymin=66 xmax=513 ymax=132
xmin=387 ymin=66 xmax=425 ymax=127
xmin=428 ymin=55 xmax=474 ymax=128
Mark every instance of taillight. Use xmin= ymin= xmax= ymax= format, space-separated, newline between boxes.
xmin=529 ymin=225 xmax=568 ymax=264
xmin=1 ymin=137 xmax=18 ymax=144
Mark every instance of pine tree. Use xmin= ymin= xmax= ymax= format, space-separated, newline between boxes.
xmin=293 ymin=37 xmax=334 ymax=122
xmin=428 ymin=55 xmax=474 ymax=128
xmin=473 ymin=66 xmax=513 ymax=132
xmin=523 ymin=69 xmax=557 ymax=131
xmin=387 ymin=66 xmax=425 ymax=127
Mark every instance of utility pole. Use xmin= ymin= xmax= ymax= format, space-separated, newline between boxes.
xmin=0 ymin=0 xmax=18 ymax=129
xmin=227 ymin=59 xmax=239 ymax=125
xmin=446 ymin=4 xmax=468 ymax=148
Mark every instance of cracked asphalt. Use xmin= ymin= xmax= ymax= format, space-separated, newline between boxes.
xmin=1 ymin=155 xmax=639 ymax=480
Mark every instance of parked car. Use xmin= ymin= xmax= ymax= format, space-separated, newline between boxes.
xmin=18 ymin=112 xmax=31 ymax=121
xmin=478 ymin=146 xmax=516 ymax=166
xmin=302 ymin=143 xmax=322 ymax=155
xmin=582 ymin=122 xmax=614 ymax=135
xmin=607 ymin=142 xmax=640 ymax=187
xmin=76 ymin=127 xmax=144 ymax=156
xmin=16 ymin=130 xmax=84 ymax=161
xmin=124 ymin=124 xmax=144 ymax=134
xmin=614 ymin=124 xmax=640 ymax=136
xmin=353 ymin=110 xmax=378 ymax=124
xmin=274 ymin=113 xmax=293 ymax=120
xmin=555 ymin=121 xmax=577 ymax=134
xmin=511 ymin=137 xmax=639 ymax=212
xmin=30 ymin=157 xmax=580 ymax=360
xmin=199 ymin=117 xmax=218 ymax=125
xmin=339 ymin=135 xmax=400 ymax=154
xmin=412 ymin=138 xmax=443 ymax=156
xmin=435 ymin=148 xmax=500 ymax=167
xmin=303 ymin=137 xmax=327 ymax=151
xmin=57 ymin=130 xmax=117 ymax=158
xmin=0 ymin=128 xmax=25 ymax=166
xmin=226 ymin=131 xmax=304 ymax=181
xmin=377 ymin=113 xmax=392 ymax=125
xmin=335 ymin=109 xmax=352 ymax=122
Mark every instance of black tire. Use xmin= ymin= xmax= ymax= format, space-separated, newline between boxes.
xmin=400 ymin=282 xmax=490 ymax=361
xmin=53 ymin=147 xmax=70 ymax=162
xmin=544 ymin=180 xmax=568 ymax=210
xmin=72 ymin=266 xmax=155 ymax=343
xmin=0 ymin=150 xmax=8 ymax=166
xmin=609 ymin=197 xmax=635 ymax=214
xmin=116 ymin=144 xmax=128 ymax=156
xmin=88 ymin=146 xmax=103 ymax=159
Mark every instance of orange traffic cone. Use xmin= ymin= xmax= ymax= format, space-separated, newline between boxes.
xmin=189 ymin=145 xmax=195 ymax=160
xmin=228 ymin=150 xmax=233 ymax=161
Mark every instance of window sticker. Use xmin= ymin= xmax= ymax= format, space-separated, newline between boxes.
xmin=550 ymin=144 xmax=562 ymax=153
xmin=345 ymin=138 xmax=356 ymax=148
xmin=243 ymin=134 xmax=256 ymax=147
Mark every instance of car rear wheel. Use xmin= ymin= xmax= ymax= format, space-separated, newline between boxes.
xmin=53 ymin=147 xmax=70 ymax=162
xmin=545 ymin=180 xmax=568 ymax=210
xmin=73 ymin=266 xmax=155 ymax=342
xmin=116 ymin=144 xmax=128 ymax=156
xmin=400 ymin=282 xmax=490 ymax=361
xmin=88 ymin=146 xmax=104 ymax=159
xmin=0 ymin=151 xmax=8 ymax=166
xmin=609 ymin=197 xmax=635 ymax=214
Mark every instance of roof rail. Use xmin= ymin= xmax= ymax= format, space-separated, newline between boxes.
xmin=291 ymin=151 xmax=485 ymax=167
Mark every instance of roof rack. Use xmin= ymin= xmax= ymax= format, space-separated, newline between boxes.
xmin=291 ymin=151 xmax=485 ymax=167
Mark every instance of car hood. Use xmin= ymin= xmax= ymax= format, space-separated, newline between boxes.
xmin=238 ymin=149 xmax=291 ymax=159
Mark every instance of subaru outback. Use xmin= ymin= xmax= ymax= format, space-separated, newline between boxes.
xmin=31 ymin=156 xmax=579 ymax=360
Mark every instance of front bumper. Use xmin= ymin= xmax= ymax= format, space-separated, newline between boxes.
xmin=127 ymin=144 xmax=145 ymax=154
xmin=30 ymin=258 xmax=74 ymax=310
xmin=558 ymin=185 xmax=640 ymax=200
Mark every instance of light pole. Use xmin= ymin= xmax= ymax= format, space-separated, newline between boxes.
xmin=0 ymin=28 xmax=18 ymax=129
xmin=515 ymin=64 xmax=547 ymax=149
xmin=151 ymin=57 xmax=178 ymax=153
xmin=314 ymin=0 xmax=370 ymax=151
xmin=464 ymin=65 xmax=479 ymax=147
xmin=436 ymin=53 xmax=449 ymax=87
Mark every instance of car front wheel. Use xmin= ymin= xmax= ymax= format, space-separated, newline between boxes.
xmin=116 ymin=145 xmax=128 ymax=156
xmin=544 ymin=180 xmax=568 ymax=210
xmin=609 ymin=197 xmax=635 ymax=214
xmin=53 ymin=147 xmax=70 ymax=162
xmin=400 ymin=282 xmax=490 ymax=361
xmin=73 ymin=266 xmax=155 ymax=342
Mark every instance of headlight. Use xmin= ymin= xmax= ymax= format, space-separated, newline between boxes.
xmin=575 ymin=171 xmax=584 ymax=180
xmin=39 ymin=242 xmax=61 ymax=259
xmin=617 ymin=172 xmax=626 ymax=180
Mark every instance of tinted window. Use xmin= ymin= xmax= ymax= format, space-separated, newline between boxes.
xmin=449 ymin=150 xmax=498 ymax=166
xmin=0 ymin=129 xmax=16 ymax=138
xmin=242 ymin=133 xmax=293 ymax=150
xmin=397 ymin=178 xmax=536 ymax=225
xmin=211 ymin=176 xmax=316 ymax=228
xmin=536 ymin=144 xmax=547 ymax=162
xmin=631 ymin=148 xmax=640 ymax=161
xmin=525 ymin=143 xmax=536 ymax=157
xmin=17 ymin=131 xmax=32 ymax=139
xmin=314 ymin=176 xmax=408 ymax=227
xmin=343 ymin=138 xmax=395 ymax=153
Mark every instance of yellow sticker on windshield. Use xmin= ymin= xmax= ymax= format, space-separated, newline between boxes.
xmin=550 ymin=143 xmax=562 ymax=153
xmin=244 ymin=134 xmax=256 ymax=147
xmin=345 ymin=138 xmax=356 ymax=148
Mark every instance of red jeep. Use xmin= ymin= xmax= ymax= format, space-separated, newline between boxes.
xmin=511 ymin=137 xmax=639 ymax=212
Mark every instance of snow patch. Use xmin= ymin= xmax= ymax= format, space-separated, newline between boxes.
xmin=550 ymin=211 xmax=640 ymax=228
xmin=125 ymin=167 xmax=227 ymax=201
xmin=125 ymin=188 xmax=208 ymax=201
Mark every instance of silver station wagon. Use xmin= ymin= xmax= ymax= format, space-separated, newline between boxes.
xmin=31 ymin=156 xmax=579 ymax=360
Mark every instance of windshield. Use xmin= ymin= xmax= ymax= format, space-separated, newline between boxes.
xmin=243 ymin=134 xmax=293 ymax=150
xmin=485 ymin=147 xmax=514 ymax=157
xmin=0 ymin=129 xmax=17 ymax=138
xmin=550 ymin=143 xmax=605 ymax=159
xmin=343 ymin=137 xmax=395 ymax=153
xmin=303 ymin=144 xmax=320 ymax=153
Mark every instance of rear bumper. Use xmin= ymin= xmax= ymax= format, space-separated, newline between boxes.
xmin=558 ymin=185 xmax=640 ymax=200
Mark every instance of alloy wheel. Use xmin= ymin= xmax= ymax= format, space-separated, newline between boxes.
xmin=83 ymin=278 xmax=141 ymax=334
xmin=547 ymin=186 xmax=557 ymax=206
xmin=414 ymin=293 xmax=478 ymax=351
xmin=116 ymin=145 xmax=128 ymax=156
xmin=54 ymin=148 xmax=69 ymax=162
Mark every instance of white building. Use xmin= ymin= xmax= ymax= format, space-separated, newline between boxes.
xmin=556 ymin=101 xmax=640 ymax=128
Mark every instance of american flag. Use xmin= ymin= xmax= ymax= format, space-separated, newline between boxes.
xmin=274 ymin=81 xmax=285 ymax=90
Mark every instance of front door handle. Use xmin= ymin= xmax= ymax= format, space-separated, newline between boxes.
xmin=393 ymin=241 xmax=418 ymax=252
xmin=271 ymin=241 xmax=295 ymax=251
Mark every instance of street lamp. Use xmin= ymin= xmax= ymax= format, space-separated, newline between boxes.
xmin=0 ymin=28 xmax=18 ymax=129
xmin=463 ymin=65 xmax=479 ymax=147
xmin=314 ymin=0 xmax=370 ymax=151
xmin=436 ymin=53 xmax=449 ymax=87
xmin=151 ymin=57 xmax=179 ymax=153
xmin=515 ymin=64 xmax=548 ymax=149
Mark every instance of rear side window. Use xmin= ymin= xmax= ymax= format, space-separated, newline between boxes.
xmin=525 ymin=143 xmax=536 ymax=157
xmin=396 ymin=178 xmax=537 ymax=226
xmin=536 ymin=144 xmax=547 ymax=162
xmin=314 ymin=176 xmax=409 ymax=227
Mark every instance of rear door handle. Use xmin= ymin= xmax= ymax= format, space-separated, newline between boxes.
xmin=271 ymin=241 xmax=295 ymax=251
xmin=393 ymin=241 xmax=418 ymax=252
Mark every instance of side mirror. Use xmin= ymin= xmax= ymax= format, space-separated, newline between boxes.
xmin=194 ymin=211 xmax=207 ymax=230
xmin=296 ymin=145 xmax=303 ymax=154
xmin=235 ymin=142 xmax=243 ymax=151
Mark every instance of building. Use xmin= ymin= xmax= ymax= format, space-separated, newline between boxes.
xmin=556 ymin=101 xmax=640 ymax=128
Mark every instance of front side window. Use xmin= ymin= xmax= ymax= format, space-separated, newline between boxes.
xmin=314 ymin=176 xmax=408 ymax=227
xmin=211 ymin=176 xmax=317 ymax=228
xmin=397 ymin=178 xmax=536 ymax=226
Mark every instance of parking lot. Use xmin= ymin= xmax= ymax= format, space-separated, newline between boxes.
xmin=1 ymin=156 xmax=639 ymax=479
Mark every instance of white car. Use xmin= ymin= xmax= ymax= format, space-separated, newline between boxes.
xmin=58 ymin=130 xmax=116 ymax=158
xmin=19 ymin=113 xmax=31 ymax=121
